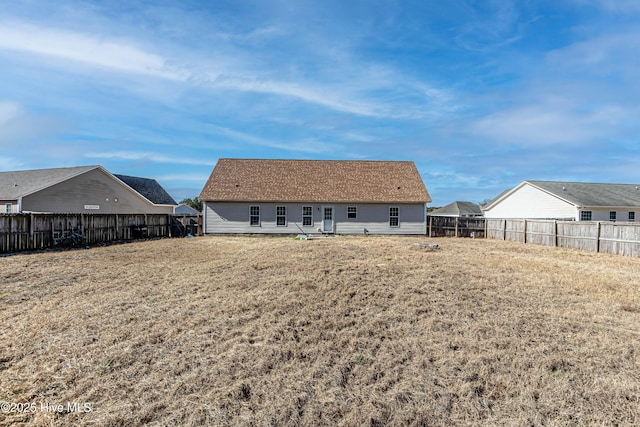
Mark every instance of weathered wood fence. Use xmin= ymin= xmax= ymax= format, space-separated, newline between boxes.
xmin=428 ymin=216 xmax=485 ymax=238
xmin=0 ymin=213 xmax=202 ymax=253
xmin=428 ymin=216 xmax=640 ymax=257
xmin=486 ymin=218 xmax=640 ymax=257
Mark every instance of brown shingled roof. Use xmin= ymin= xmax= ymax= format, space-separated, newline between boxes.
xmin=199 ymin=159 xmax=431 ymax=203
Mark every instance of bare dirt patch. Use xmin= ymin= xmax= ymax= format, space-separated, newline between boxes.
xmin=1 ymin=236 xmax=639 ymax=426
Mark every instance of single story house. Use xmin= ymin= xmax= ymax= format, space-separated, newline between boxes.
xmin=0 ymin=165 xmax=177 ymax=214
xmin=482 ymin=180 xmax=640 ymax=221
xmin=429 ymin=201 xmax=483 ymax=217
xmin=174 ymin=203 xmax=201 ymax=215
xmin=199 ymin=158 xmax=431 ymax=235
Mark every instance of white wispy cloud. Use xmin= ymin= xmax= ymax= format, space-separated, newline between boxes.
xmin=0 ymin=20 xmax=187 ymax=80
xmin=206 ymin=124 xmax=340 ymax=154
xmin=210 ymin=75 xmax=394 ymax=118
xmin=84 ymin=151 xmax=214 ymax=166
xmin=0 ymin=102 xmax=22 ymax=125
xmin=0 ymin=156 xmax=21 ymax=170
xmin=0 ymin=101 xmax=66 ymax=145
xmin=571 ymin=0 xmax=640 ymax=12
xmin=468 ymin=102 xmax=629 ymax=145
xmin=545 ymin=32 xmax=640 ymax=79
xmin=0 ymin=16 xmax=457 ymax=121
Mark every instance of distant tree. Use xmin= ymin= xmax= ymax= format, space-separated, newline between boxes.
xmin=180 ymin=197 xmax=203 ymax=212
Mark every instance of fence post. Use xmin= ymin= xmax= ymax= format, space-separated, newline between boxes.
xmin=428 ymin=215 xmax=433 ymax=238
xmin=455 ymin=217 xmax=459 ymax=238
xmin=523 ymin=219 xmax=527 ymax=244
xmin=29 ymin=212 xmax=34 ymax=250
xmin=596 ymin=221 xmax=601 ymax=253
xmin=503 ymin=219 xmax=507 ymax=241
xmin=553 ymin=220 xmax=557 ymax=247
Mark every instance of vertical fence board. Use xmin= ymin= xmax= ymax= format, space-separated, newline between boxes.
xmin=485 ymin=218 xmax=639 ymax=257
xmin=426 ymin=216 xmax=486 ymax=238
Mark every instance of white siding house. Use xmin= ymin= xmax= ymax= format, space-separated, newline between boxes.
xmin=483 ymin=181 xmax=640 ymax=221
xmin=199 ymin=159 xmax=431 ymax=235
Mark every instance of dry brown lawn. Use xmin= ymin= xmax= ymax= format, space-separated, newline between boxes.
xmin=1 ymin=236 xmax=639 ymax=426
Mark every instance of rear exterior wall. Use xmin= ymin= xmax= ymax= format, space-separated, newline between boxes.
xmin=203 ymin=202 xmax=426 ymax=235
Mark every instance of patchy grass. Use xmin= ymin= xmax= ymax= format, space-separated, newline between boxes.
xmin=1 ymin=236 xmax=639 ymax=426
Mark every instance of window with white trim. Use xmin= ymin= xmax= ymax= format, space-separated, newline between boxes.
xmin=629 ymin=212 xmax=635 ymax=222
xmin=250 ymin=206 xmax=260 ymax=226
xmin=5 ymin=203 xmax=11 ymax=214
xmin=580 ymin=210 xmax=592 ymax=221
xmin=609 ymin=211 xmax=617 ymax=222
xmin=347 ymin=206 xmax=357 ymax=219
xmin=276 ymin=206 xmax=287 ymax=226
xmin=302 ymin=206 xmax=313 ymax=226
xmin=389 ymin=207 xmax=399 ymax=227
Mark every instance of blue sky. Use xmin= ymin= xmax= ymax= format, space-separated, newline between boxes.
xmin=1 ymin=0 xmax=639 ymax=206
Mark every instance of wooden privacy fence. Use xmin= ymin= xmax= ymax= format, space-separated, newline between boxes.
xmin=428 ymin=216 xmax=486 ymax=238
xmin=0 ymin=213 xmax=202 ymax=253
xmin=486 ymin=218 xmax=640 ymax=257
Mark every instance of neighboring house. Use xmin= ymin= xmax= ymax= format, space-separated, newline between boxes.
xmin=429 ymin=201 xmax=483 ymax=217
xmin=199 ymin=159 xmax=431 ymax=235
xmin=483 ymin=180 xmax=640 ymax=222
xmin=174 ymin=204 xmax=200 ymax=215
xmin=0 ymin=165 xmax=177 ymax=214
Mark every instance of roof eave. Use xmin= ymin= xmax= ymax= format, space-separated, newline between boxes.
xmin=202 ymin=198 xmax=430 ymax=204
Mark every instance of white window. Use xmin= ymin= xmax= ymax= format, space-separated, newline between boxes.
xmin=250 ymin=206 xmax=260 ymax=226
xmin=629 ymin=212 xmax=635 ymax=222
xmin=609 ymin=211 xmax=617 ymax=222
xmin=302 ymin=206 xmax=313 ymax=226
xmin=389 ymin=207 xmax=399 ymax=227
xmin=347 ymin=206 xmax=357 ymax=219
xmin=276 ymin=206 xmax=287 ymax=226
xmin=580 ymin=211 xmax=592 ymax=221
xmin=5 ymin=203 xmax=11 ymax=214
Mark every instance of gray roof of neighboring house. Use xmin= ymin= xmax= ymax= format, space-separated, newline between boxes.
xmin=430 ymin=201 xmax=483 ymax=217
xmin=114 ymin=174 xmax=177 ymax=206
xmin=174 ymin=203 xmax=200 ymax=214
xmin=528 ymin=181 xmax=640 ymax=208
xmin=0 ymin=165 xmax=99 ymax=199
xmin=0 ymin=166 xmax=177 ymax=206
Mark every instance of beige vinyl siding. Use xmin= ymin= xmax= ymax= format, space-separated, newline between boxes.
xmin=204 ymin=202 xmax=426 ymax=235
xmin=484 ymin=183 xmax=577 ymax=219
xmin=21 ymin=168 xmax=173 ymax=214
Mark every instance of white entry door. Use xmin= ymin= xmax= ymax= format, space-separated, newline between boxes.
xmin=322 ymin=207 xmax=334 ymax=233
